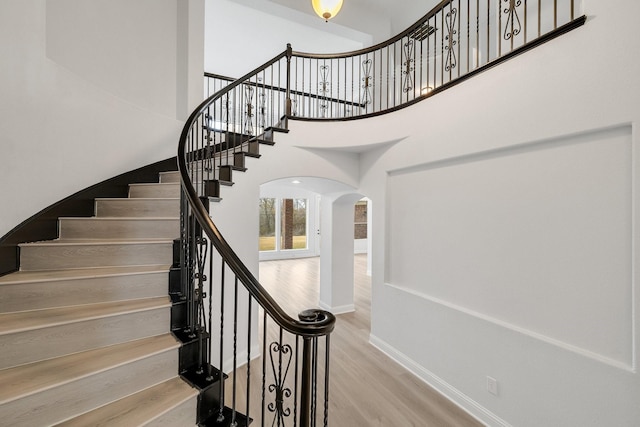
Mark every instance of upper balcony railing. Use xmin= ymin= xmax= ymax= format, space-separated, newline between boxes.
xmin=205 ymin=0 xmax=585 ymax=124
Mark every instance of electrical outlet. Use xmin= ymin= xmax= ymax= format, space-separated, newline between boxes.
xmin=487 ymin=376 xmax=499 ymax=396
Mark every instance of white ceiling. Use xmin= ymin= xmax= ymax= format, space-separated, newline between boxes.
xmin=227 ymin=0 xmax=440 ymax=45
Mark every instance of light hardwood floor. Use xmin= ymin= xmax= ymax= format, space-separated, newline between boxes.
xmin=257 ymin=255 xmax=483 ymax=427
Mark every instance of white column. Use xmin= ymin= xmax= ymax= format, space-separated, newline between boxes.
xmin=319 ymin=194 xmax=362 ymax=314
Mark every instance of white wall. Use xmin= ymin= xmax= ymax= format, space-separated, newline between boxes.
xmin=0 ymin=0 xmax=204 ymax=238
xmin=204 ymin=0 xmax=366 ymax=78
xmin=276 ymin=0 xmax=640 ymax=424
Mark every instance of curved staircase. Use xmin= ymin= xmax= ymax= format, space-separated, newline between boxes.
xmin=0 ymin=171 xmax=199 ymax=426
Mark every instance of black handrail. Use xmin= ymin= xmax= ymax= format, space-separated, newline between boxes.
xmin=178 ymin=50 xmax=335 ymax=338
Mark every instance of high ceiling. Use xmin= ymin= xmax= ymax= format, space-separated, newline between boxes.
xmin=227 ymin=0 xmax=439 ymax=45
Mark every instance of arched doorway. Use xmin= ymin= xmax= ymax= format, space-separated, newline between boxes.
xmin=258 ymin=177 xmax=370 ymax=313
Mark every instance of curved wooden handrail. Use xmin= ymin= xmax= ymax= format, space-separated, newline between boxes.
xmin=178 ymin=50 xmax=335 ymax=338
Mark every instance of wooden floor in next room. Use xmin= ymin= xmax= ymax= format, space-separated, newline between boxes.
xmin=259 ymin=254 xmax=483 ymax=427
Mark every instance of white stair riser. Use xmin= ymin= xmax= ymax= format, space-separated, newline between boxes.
xmin=128 ymin=183 xmax=180 ymax=198
xmin=159 ymin=171 xmax=180 ymax=183
xmin=0 ymin=307 xmax=170 ymax=370
xmin=19 ymin=242 xmax=173 ymax=270
xmin=56 ymin=377 xmax=197 ymax=427
xmin=95 ymin=199 xmax=179 ymax=218
xmin=59 ymin=218 xmax=179 ymax=240
xmin=0 ymin=271 xmax=168 ymax=313
xmin=0 ymin=349 xmax=178 ymax=427
xmin=146 ymin=396 xmax=198 ymax=427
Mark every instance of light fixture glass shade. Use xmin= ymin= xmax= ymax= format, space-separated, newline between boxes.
xmin=312 ymin=0 xmax=343 ymax=21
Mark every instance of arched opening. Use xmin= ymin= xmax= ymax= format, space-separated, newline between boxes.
xmin=258 ymin=176 xmax=370 ymax=314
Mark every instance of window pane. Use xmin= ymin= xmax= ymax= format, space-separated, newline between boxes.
xmin=281 ymin=198 xmax=307 ymax=250
xmin=259 ymin=198 xmax=276 ymax=251
xmin=354 ymin=200 xmax=368 ymax=239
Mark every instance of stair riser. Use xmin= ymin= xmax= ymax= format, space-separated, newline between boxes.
xmin=0 ymin=307 xmax=170 ymax=370
xmin=95 ymin=199 xmax=179 ymax=218
xmin=128 ymin=184 xmax=180 ymax=198
xmin=59 ymin=218 xmax=179 ymax=240
xmin=146 ymin=396 xmax=198 ymax=427
xmin=19 ymin=242 xmax=173 ymax=270
xmin=56 ymin=377 xmax=198 ymax=427
xmin=0 ymin=271 xmax=168 ymax=313
xmin=159 ymin=171 xmax=180 ymax=183
xmin=0 ymin=349 xmax=178 ymax=427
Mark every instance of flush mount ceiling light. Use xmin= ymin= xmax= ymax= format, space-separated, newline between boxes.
xmin=312 ymin=0 xmax=343 ymax=22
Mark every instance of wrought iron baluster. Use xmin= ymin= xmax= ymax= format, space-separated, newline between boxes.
xmin=294 ymin=336 xmax=299 ymax=427
xmin=487 ymin=0 xmax=491 ymax=62
xmin=466 ymin=0 xmax=470 ymax=74
xmin=402 ymin=38 xmax=415 ymax=95
xmin=318 ymin=63 xmax=330 ymax=118
xmin=445 ymin=4 xmax=458 ymax=75
xmin=261 ymin=312 xmax=267 ymax=427
xmin=323 ymin=336 xmax=330 ymax=427
xmin=217 ymin=259 xmax=226 ymax=423
xmin=571 ymin=0 xmax=574 ymax=20
xmin=231 ymin=276 xmax=239 ymax=426
xmin=476 ymin=0 xmax=480 ymax=68
xmin=194 ymin=233 xmax=208 ymax=374
xmin=524 ymin=0 xmax=528 ymax=43
xmin=207 ymin=240 xmax=214 ymax=381
xmin=503 ymin=0 xmax=523 ymax=46
xmin=310 ymin=337 xmax=317 ymax=427
xmin=441 ymin=7 xmax=445 ymax=86
xmin=361 ymin=58 xmax=373 ymax=106
xmin=458 ymin=0 xmax=462 ymax=78
xmin=246 ymin=294 xmax=252 ymax=423
xmin=268 ymin=328 xmax=293 ymax=426
xmin=537 ymin=0 xmax=541 ymax=38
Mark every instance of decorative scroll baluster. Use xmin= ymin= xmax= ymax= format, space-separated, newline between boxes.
xmin=503 ymin=0 xmax=522 ymax=41
xmin=258 ymin=91 xmax=266 ymax=132
xmin=360 ymin=58 xmax=373 ymax=106
xmin=402 ymin=39 xmax=414 ymax=94
xmin=445 ymin=5 xmax=458 ymax=73
xmin=244 ymin=85 xmax=254 ymax=136
xmin=318 ymin=64 xmax=330 ymax=118
xmin=194 ymin=234 xmax=208 ymax=373
xmin=268 ymin=332 xmax=293 ymax=425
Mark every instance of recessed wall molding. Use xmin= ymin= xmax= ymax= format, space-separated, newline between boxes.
xmin=383 ymin=282 xmax=635 ymax=372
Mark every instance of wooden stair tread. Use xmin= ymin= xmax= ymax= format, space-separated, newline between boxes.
xmin=0 ymin=296 xmax=170 ymax=335
xmin=127 ymin=182 xmax=180 ymax=187
xmin=0 ymin=265 xmax=170 ymax=286
xmin=95 ymin=197 xmax=180 ymax=201
xmin=20 ymin=238 xmax=174 ymax=246
xmin=0 ymin=334 xmax=179 ymax=404
xmin=55 ymin=377 xmax=197 ymax=427
xmin=58 ymin=216 xmax=179 ymax=220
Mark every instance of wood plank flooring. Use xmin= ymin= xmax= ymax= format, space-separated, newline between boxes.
xmin=257 ymin=255 xmax=483 ymax=427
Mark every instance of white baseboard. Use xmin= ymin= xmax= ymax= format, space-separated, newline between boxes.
xmin=369 ymin=334 xmax=512 ymax=427
xmin=318 ymin=300 xmax=355 ymax=315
